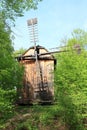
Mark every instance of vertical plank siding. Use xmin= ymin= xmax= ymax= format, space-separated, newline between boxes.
xmin=17 ymin=45 xmax=56 ymax=104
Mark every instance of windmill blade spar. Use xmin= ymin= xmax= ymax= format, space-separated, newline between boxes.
xmin=15 ymin=49 xmax=68 ymax=60
xmin=38 ymin=50 xmax=68 ymax=56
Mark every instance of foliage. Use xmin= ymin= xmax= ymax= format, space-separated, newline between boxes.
xmin=0 ymin=1 xmax=43 ymax=129
xmin=0 ymin=0 xmax=42 ymax=128
xmin=13 ymin=48 xmax=26 ymax=57
xmin=0 ymin=22 xmax=24 ymax=90
xmin=54 ymin=29 xmax=87 ymax=130
xmin=14 ymin=105 xmax=67 ymax=130
xmin=0 ymin=88 xmax=16 ymax=128
xmin=0 ymin=0 xmax=42 ymax=21
xmin=0 ymin=21 xmax=24 ymax=129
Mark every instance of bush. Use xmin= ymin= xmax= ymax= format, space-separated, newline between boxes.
xmin=0 ymin=88 xmax=16 ymax=119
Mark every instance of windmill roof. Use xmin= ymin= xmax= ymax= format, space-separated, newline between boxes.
xmin=16 ymin=45 xmax=56 ymax=63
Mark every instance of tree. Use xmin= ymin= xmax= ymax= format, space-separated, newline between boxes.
xmin=0 ymin=0 xmax=43 ymax=90
xmin=0 ymin=0 xmax=42 ymax=125
xmin=0 ymin=21 xmax=23 ymax=90
xmin=54 ymin=29 xmax=87 ymax=130
xmin=0 ymin=0 xmax=42 ymax=25
xmin=13 ymin=48 xmax=26 ymax=57
xmin=0 ymin=0 xmax=42 ymax=89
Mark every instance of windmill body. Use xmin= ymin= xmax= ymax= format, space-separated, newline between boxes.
xmin=16 ymin=18 xmax=59 ymax=104
xmin=17 ymin=45 xmax=56 ymax=104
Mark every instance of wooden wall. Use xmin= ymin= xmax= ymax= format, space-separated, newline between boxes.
xmin=18 ymin=46 xmax=55 ymax=104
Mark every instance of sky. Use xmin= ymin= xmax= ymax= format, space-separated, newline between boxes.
xmin=12 ymin=0 xmax=87 ymax=51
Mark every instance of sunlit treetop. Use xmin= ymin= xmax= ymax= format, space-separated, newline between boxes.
xmin=0 ymin=0 xmax=42 ymax=24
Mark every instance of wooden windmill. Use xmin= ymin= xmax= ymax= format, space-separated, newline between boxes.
xmin=16 ymin=18 xmax=67 ymax=104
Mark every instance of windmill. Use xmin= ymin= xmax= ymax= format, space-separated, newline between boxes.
xmin=16 ymin=18 xmax=68 ymax=104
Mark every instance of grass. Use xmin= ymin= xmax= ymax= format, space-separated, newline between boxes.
xmin=0 ymin=104 xmax=68 ymax=130
xmin=1 ymin=104 xmax=86 ymax=130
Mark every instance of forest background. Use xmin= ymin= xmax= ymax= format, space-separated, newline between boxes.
xmin=0 ymin=0 xmax=87 ymax=130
